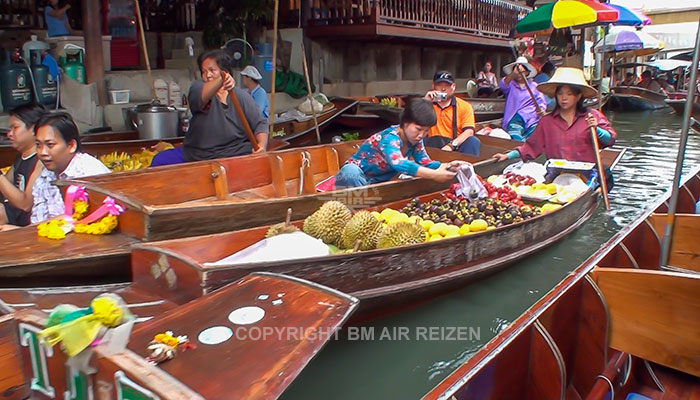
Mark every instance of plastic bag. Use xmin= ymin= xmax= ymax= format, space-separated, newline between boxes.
xmin=455 ymin=164 xmax=488 ymax=199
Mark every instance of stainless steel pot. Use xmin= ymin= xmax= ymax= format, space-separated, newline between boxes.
xmin=126 ymin=102 xmax=179 ymax=140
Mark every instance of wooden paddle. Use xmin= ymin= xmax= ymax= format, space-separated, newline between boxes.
xmin=589 ymin=114 xmax=610 ymax=211
xmin=515 ymin=65 xmax=544 ymax=116
xmin=226 ymin=81 xmax=261 ymax=152
xmin=301 ymin=43 xmax=322 ymax=144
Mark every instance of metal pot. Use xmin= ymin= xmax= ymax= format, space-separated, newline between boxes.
xmin=126 ymin=102 xmax=179 ymax=140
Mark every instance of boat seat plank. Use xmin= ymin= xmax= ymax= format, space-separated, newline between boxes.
xmin=591 ymin=267 xmax=700 ymax=378
xmin=127 ymin=273 xmax=358 ymax=400
xmin=647 ymin=213 xmax=700 ymax=272
xmin=0 ymin=284 xmax=178 ymax=320
xmin=0 ymin=227 xmax=136 ymax=286
xmin=326 ymin=147 xmax=340 ymax=175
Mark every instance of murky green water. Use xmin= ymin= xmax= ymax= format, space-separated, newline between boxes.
xmin=281 ymin=109 xmax=700 ymax=400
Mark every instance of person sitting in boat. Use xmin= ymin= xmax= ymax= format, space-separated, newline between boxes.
xmin=335 ymin=99 xmax=460 ymax=188
xmin=622 ymin=72 xmax=636 ymax=86
xmin=493 ymin=67 xmax=616 ymax=189
xmin=476 ymin=61 xmax=498 ymax=97
xmin=151 ymin=50 xmax=268 ymax=167
xmin=0 ymin=104 xmax=46 ymax=229
xmin=423 ymin=70 xmax=481 ymax=156
xmin=637 ymin=70 xmax=664 ymax=93
xmin=240 ymin=65 xmax=270 ymax=120
xmin=29 ymin=112 xmax=110 ymax=225
xmin=500 ymin=57 xmax=548 ymax=141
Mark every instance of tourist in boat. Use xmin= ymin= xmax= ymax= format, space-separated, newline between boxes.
xmin=500 ymin=57 xmax=547 ymax=141
xmin=622 ymin=72 xmax=637 ymax=86
xmin=423 ymin=70 xmax=481 ymax=156
xmin=151 ymin=50 xmax=268 ymax=167
xmin=335 ymin=99 xmax=461 ymax=188
xmin=534 ymin=61 xmax=555 ymax=84
xmin=240 ymin=65 xmax=270 ymax=120
xmin=29 ymin=112 xmax=110 ymax=225
xmin=0 ymin=104 xmax=46 ymax=228
xmin=476 ymin=61 xmax=498 ymax=97
xmin=45 ymin=0 xmax=75 ymax=37
xmin=637 ymin=70 xmax=664 ymax=93
xmin=493 ymin=67 xmax=616 ymax=189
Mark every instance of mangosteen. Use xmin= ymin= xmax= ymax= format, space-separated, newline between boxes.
xmin=484 ymin=205 xmax=496 ymax=216
xmin=473 ymin=212 xmax=484 ymax=220
xmin=430 ymin=199 xmax=441 ymax=205
xmin=502 ymin=213 xmax=513 ymax=225
xmin=476 ymin=202 xmax=486 ymax=212
xmin=465 ymin=216 xmax=474 ymax=224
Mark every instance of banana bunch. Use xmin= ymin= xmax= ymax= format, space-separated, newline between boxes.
xmin=99 ymin=142 xmax=175 ymax=172
xmin=380 ymin=97 xmax=398 ymax=108
xmin=100 ymin=152 xmax=132 ymax=171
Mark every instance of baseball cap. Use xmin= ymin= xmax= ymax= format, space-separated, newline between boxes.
xmin=433 ymin=71 xmax=454 ymax=84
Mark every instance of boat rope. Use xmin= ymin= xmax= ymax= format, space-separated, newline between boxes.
xmin=299 ymin=152 xmax=310 ymax=195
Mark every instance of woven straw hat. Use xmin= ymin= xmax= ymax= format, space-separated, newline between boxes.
xmin=502 ymin=56 xmax=537 ymax=78
xmin=537 ymin=67 xmax=598 ymax=99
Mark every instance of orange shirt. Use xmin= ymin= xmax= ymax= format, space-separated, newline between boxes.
xmin=428 ymin=97 xmax=475 ymax=139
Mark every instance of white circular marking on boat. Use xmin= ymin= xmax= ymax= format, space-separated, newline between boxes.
xmin=257 ymin=294 xmax=269 ymax=300
xmin=272 ymin=299 xmax=283 ymax=306
xmin=198 ymin=326 xmax=233 ymax=345
xmin=228 ymin=306 xmax=265 ymax=325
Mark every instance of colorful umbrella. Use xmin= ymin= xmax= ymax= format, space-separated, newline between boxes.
xmin=606 ymin=4 xmax=651 ymax=26
xmin=515 ymin=0 xmax=619 ymax=35
xmin=594 ymin=29 xmax=665 ymax=56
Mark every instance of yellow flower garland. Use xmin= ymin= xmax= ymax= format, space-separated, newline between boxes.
xmin=37 ymin=202 xmax=120 ymax=240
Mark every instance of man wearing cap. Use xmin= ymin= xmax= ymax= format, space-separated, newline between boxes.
xmin=423 ymin=70 xmax=480 ymax=156
xmin=240 ymin=65 xmax=270 ymax=120
xmin=500 ymin=57 xmax=548 ymax=141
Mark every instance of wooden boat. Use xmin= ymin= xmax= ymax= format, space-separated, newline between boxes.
xmin=271 ymin=97 xmax=359 ymax=147
xmin=609 ymin=86 xmax=668 ymax=111
xmin=423 ymin=165 xmax=700 ymax=400
xmin=0 ymin=138 xmax=522 ymax=285
xmin=665 ymin=91 xmax=700 ymax=118
xmin=362 ymin=94 xmax=505 ymax=124
xmin=335 ymin=101 xmax=392 ymax=131
xmin=0 ymin=272 xmax=358 ymax=400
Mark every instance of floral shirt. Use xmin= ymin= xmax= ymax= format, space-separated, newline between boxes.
xmin=31 ymin=152 xmax=111 ymax=223
xmin=346 ymin=125 xmax=440 ymax=184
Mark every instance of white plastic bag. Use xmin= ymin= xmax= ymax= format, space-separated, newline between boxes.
xmin=455 ymin=164 xmax=488 ymax=199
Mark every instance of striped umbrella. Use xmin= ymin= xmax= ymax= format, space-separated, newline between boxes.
xmin=594 ymin=29 xmax=665 ymax=56
xmin=606 ymin=4 xmax=652 ymax=26
xmin=515 ymin=0 xmax=619 ymax=35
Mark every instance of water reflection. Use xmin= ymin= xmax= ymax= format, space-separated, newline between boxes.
xmin=281 ymin=109 xmax=698 ymax=400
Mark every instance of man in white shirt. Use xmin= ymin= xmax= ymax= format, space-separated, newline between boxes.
xmin=30 ymin=112 xmax=110 ymax=224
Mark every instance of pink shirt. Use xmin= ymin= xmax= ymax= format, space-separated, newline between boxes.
xmin=516 ymin=108 xmax=616 ymax=163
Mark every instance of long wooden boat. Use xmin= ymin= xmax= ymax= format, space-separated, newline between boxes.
xmin=335 ymin=101 xmax=393 ymax=131
xmin=0 ymin=272 xmax=358 ymax=400
xmin=128 ymin=186 xmax=599 ymax=320
xmin=423 ymin=165 xmax=700 ymax=400
xmin=360 ymin=94 xmax=505 ymax=124
xmin=0 ymin=137 xmax=522 ymax=285
xmin=665 ymin=91 xmax=700 ymax=118
xmin=609 ymin=86 xmax=668 ymax=111
xmin=271 ymin=97 xmax=359 ymax=147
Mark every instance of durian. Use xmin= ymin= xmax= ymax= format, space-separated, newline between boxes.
xmin=376 ymin=221 xmax=426 ymax=249
xmin=302 ymin=201 xmax=351 ymax=244
xmin=338 ymin=211 xmax=383 ymax=250
xmin=265 ymin=222 xmax=299 ymax=238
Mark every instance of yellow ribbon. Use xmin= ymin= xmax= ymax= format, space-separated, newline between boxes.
xmin=38 ymin=297 xmax=123 ymax=357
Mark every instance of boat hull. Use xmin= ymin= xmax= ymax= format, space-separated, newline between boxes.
xmin=130 ymin=189 xmax=598 ymax=319
xmin=609 ymin=86 xmax=668 ymax=111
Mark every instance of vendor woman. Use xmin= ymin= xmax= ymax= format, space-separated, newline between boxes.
xmin=335 ymin=99 xmax=460 ymax=188
xmin=493 ymin=67 xmax=616 ymax=187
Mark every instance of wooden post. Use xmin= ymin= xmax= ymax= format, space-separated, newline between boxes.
xmin=301 ymin=44 xmax=321 ymax=144
xmin=269 ymin=0 xmax=279 ymax=133
xmin=82 ymin=0 xmax=106 ymax=105
xmin=133 ymin=0 xmax=157 ymax=102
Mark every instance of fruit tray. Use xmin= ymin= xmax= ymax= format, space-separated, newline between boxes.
xmin=545 ymin=159 xmax=595 ymax=171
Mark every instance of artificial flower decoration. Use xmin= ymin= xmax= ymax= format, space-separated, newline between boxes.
xmin=146 ymin=331 xmax=196 ymax=365
xmin=37 ymin=185 xmax=125 ymax=240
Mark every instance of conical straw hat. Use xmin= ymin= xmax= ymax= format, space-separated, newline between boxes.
xmin=537 ymin=67 xmax=598 ymax=99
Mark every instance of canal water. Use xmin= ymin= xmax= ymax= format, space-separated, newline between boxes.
xmin=281 ymin=109 xmax=700 ymax=400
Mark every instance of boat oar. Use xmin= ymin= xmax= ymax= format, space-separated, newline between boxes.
xmin=588 ymin=115 xmax=611 ymax=211
xmin=227 ymin=83 xmax=261 ymax=152
xmin=517 ymin=66 xmax=544 ymax=116
xmin=133 ymin=0 xmax=157 ymax=102
xmin=301 ymin=43 xmax=322 ymax=144
xmin=269 ymin=0 xmax=279 ymax=133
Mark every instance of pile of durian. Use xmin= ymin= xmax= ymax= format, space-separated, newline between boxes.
xmin=265 ymin=201 xmax=426 ymax=254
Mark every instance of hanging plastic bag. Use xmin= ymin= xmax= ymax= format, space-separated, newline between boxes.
xmin=455 ymin=164 xmax=488 ymax=199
